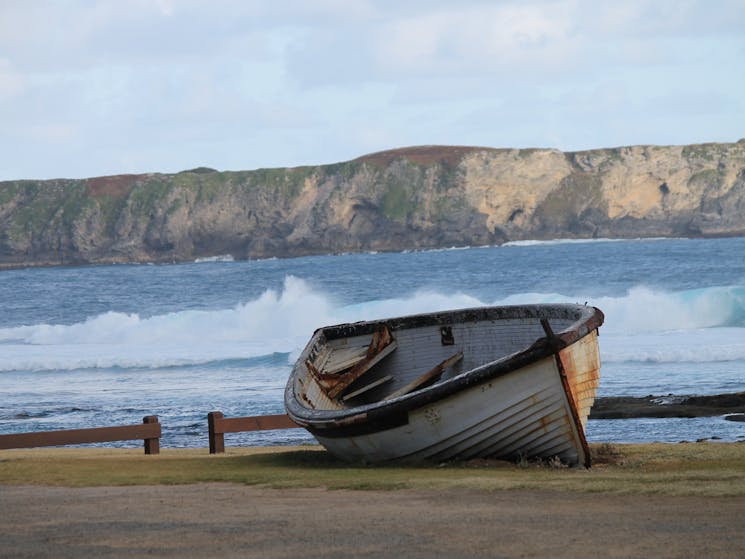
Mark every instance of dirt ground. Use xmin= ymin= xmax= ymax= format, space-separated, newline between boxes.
xmin=2 ymin=484 xmax=744 ymax=558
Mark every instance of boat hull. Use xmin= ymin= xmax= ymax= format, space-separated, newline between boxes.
xmin=285 ymin=305 xmax=603 ymax=466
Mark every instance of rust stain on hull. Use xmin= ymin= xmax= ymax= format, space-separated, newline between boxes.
xmin=559 ymin=331 xmax=602 ymax=428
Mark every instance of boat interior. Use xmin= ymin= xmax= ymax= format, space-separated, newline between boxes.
xmin=296 ymin=313 xmax=578 ymax=411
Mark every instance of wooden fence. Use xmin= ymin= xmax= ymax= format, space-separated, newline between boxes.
xmin=207 ymin=411 xmax=298 ymax=454
xmin=0 ymin=415 xmax=161 ymax=454
xmin=1 ymin=412 xmax=301 ymax=455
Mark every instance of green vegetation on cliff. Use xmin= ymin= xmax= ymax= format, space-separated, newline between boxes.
xmin=1 ymin=141 xmax=744 ymax=268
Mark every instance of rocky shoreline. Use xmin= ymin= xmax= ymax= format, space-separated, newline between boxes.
xmin=590 ymin=391 xmax=745 ymax=421
xmin=2 ymin=142 xmax=745 ymax=268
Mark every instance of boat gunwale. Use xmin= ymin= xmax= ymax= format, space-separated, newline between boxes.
xmin=284 ymin=304 xmax=604 ymax=437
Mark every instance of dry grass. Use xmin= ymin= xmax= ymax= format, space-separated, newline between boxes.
xmin=1 ymin=443 xmax=744 ymax=496
xmin=356 ymin=145 xmax=498 ymax=167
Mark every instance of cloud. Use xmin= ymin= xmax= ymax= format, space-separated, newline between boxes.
xmin=285 ymin=1 xmax=583 ymax=86
xmin=0 ymin=59 xmax=25 ymax=101
xmin=0 ymin=0 xmax=743 ymax=179
xmin=373 ymin=3 xmax=579 ymax=75
xmin=22 ymin=123 xmax=78 ymax=144
xmin=155 ymin=0 xmax=174 ymax=16
xmin=285 ymin=0 xmax=745 ymax=86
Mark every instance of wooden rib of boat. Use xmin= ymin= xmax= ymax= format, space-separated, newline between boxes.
xmin=284 ymin=304 xmax=604 ymax=466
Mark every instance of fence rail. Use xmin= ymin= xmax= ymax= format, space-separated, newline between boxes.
xmin=207 ymin=411 xmax=298 ymax=454
xmin=0 ymin=415 xmax=161 ymax=454
xmin=1 ymin=412 xmax=300 ymax=455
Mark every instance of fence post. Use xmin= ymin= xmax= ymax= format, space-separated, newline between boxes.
xmin=143 ymin=415 xmax=160 ymax=455
xmin=208 ymin=411 xmax=225 ymax=454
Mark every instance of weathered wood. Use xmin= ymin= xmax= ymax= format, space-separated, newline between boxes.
xmin=217 ymin=414 xmax=298 ymax=434
xmin=323 ymin=346 xmax=370 ymax=375
xmin=208 ymin=412 xmax=299 ymax=454
xmin=309 ymin=326 xmax=398 ymax=400
xmin=0 ymin=416 xmax=161 ymax=454
xmin=286 ymin=304 xmax=605 ymax=466
xmin=326 ymin=340 xmax=398 ymax=399
xmin=384 ymin=352 xmax=463 ymax=401
xmin=311 ymin=344 xmax=332 ymax=372
xmin=143 ymin=415 xmax=160 ymax=455
xmin=207 ymin=411 xmax=225 ymax=454
xmin=342 ymin=375 xmax=394 ymax=402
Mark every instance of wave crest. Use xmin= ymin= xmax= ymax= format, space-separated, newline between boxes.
xmin=1 ymin=278 xmax=743 ymax=371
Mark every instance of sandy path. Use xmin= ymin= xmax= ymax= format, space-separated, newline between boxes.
xmin=2 ymin=484 xmax=744 ymax=558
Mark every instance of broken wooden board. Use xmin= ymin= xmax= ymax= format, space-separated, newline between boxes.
xmin=325 ymin=340 xmax=397 ymax=399
xmin=323 ymin=345 xmax=371 ymax=375
xmin=307 ymin=326 xmax=398 ymax=400
xmin=384 ymin=352 xmax=463 ymax=401
xmin=341 ymin=374 xmax=394 ymax=402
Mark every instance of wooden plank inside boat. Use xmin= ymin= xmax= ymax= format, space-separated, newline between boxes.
xmin=384 ymin=352 xmax=463 ymax=401
xmin=342 ymin=374 xmax=394 ymax=402
xmin=323 ymin=347 xmax=370 ymax=375
xmin=307 ymin=326 xmax=398 ymax=400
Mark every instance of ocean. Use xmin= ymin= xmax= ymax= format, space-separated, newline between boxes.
xmin=2 ymin=237 xmax=744 ymax=449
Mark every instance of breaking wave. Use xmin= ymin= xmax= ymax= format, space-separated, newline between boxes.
xmin=1 ymin=277 xmax=743 ymax=372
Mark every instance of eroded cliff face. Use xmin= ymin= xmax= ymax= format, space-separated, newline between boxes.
xmin=2 ymin=142 xmax=745 ymax=267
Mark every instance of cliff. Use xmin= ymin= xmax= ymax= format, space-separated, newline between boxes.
xmin=2 ymin=141 xmax=745 ymax=268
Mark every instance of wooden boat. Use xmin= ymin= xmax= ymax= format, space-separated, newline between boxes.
xmin=284 ymin=304 xmax=604 ymax=466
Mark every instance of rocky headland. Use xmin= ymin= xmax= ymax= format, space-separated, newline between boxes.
xmin=590 ymin=392 xmax=745 ymax=421
xmin=2 ymin=141 xmax=745 ymax=268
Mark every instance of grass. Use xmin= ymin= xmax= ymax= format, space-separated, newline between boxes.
xmin=2 ymin=443 xmax=744 ymax=496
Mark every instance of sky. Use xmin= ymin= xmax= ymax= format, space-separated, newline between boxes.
xmin=1 ymin=0 xmax=744 ymax=180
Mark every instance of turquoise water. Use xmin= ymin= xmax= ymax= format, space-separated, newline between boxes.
xmin=2 ymin=237 xmax=744 ymax=447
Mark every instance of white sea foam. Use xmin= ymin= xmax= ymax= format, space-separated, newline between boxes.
xmin=0 ymin=276 xmax=333 ymax=372
xmin=497 ymin=285 xmax=745 ymax=334
xmin=502 ymin=237 xmax=683 ymax=247
xmin=194 ymin=254 xmax=234 ymax=263
xmin=1 ymin=277 xmax=743 ymax=372
xmin=596 ymin=285 xmax=745 ymax=334
xmin=398 ymin=245 xmax=494 ymax=255
xmin=600 ymin=328 xmax=745 ymax=364
xmin=333 ymin=291 xmax=483 ymax=324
